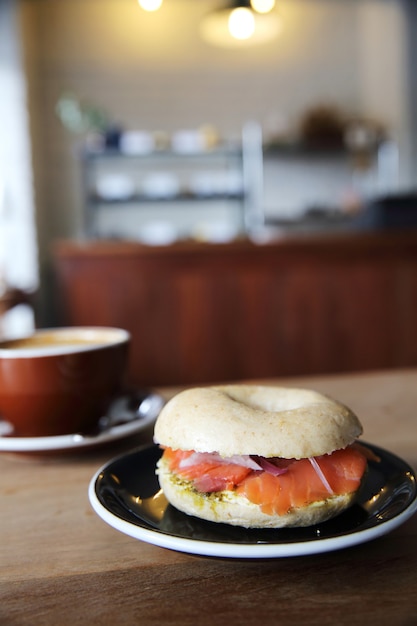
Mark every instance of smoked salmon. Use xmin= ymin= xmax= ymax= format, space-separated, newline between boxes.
xmin=161 ymin=445 xmax=367 ymax=516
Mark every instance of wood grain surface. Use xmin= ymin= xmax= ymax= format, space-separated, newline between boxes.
xmin=1 ymin=369 xmax=417 ymax=625
xmin=53 ymin=233 xmax=417 ymax=387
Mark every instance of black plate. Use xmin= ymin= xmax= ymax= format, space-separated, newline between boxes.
xmin=89 ymin=442 xmax=417 ymax=558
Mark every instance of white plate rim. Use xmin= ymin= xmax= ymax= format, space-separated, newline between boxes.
xmin=88 ymin=445 xmax=417 ymax=559
xmin=0 ymin=414 xmax=156 ymax=452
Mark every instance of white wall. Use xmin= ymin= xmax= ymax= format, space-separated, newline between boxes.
xmin=15 ymin=0 xmax=413 ymax=318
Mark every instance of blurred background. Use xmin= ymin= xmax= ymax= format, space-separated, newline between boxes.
xmin=1 ymin=0 xmax=417 ymax=385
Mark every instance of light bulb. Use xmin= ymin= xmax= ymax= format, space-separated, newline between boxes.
xmin=228 ymin=7 xmax=255 ymax=40
xmin=251 ymin=0 xmax=276 ymax=13
xmin=138 ymin=0 xmax=163 ymax=11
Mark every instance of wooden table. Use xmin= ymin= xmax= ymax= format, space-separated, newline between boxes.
xmin=1 ymin=369 xmax=417 ymax=625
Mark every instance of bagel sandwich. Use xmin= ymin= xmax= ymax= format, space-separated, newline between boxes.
xmin=154 ymin=385 xmax=369 ymax=529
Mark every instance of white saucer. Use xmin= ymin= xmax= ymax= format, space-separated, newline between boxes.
xmin=0 ymin=393 xmax=163 ymax=453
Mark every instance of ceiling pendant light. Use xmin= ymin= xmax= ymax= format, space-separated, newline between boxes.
xmin=250 ymin=0 xmax=276 ymax=13
xmin=137 ymin=0 xmax=163 ymax=12
xmin=200 ymin=0 xmax=282 ymax=48
xmin=228 ymin=7 xmax=255 ymax=40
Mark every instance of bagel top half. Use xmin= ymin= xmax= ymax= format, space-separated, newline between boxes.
xmin=153 ymin=385 xmax=363 ymax=459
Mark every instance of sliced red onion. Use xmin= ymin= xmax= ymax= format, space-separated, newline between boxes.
xmin=178 ymin=449 xmax=303 ymax=477
xmin=227 ymin=455 xmax=263 ymax=470
xmin=178 ymin=451 xmax=261 ymax=470
xmin=251 ymin=456 xmax=290 ymax=476
xmin=309 ymin=457 xmax=334 ymax=494
xmin=178 ymin=452 xmax=206 ymax=468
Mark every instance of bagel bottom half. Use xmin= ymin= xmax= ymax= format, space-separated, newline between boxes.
xmin=156 ymin=456 xmax=357 ymax=529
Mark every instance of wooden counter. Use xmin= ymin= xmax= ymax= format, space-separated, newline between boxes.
xmin=1 ymin=369 xmax=417 ymax=625
xmin=53 ymin=232 xmax=417 ymax=387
